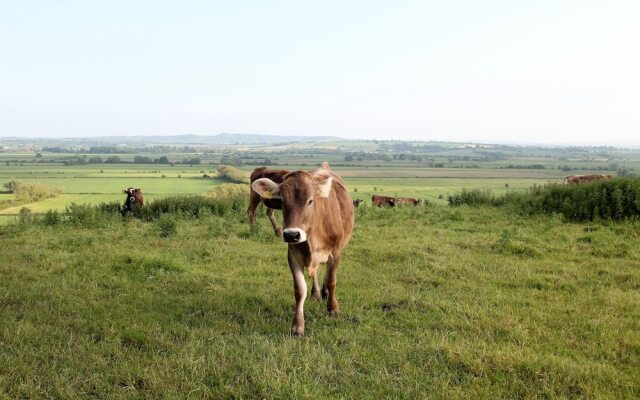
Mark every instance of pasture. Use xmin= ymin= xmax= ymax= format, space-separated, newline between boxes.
xmin=0 ymin=204 xmax=638 ymax=398
xmin=0 ymin=162 xmax=565 ymax=218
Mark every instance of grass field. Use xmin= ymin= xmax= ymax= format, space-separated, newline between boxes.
xmin=0 ymin=162 xmax=568 ymax=215
xmin=1 ymin=205 xmax=638 ymax=398
xmin=0 ymin=165 xmax=225 ymax=215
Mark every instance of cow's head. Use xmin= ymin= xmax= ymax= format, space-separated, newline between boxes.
xmin=123 ymin=187 xmax=134 ymax=202
xmin=252 ymin=170 xmax=333 ymax=244
xmin=122 ymin=188 xmax=141 ymax=205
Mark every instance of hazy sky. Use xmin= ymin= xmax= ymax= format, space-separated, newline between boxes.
xmin=1 ymin=1 xmax=638 ymax=143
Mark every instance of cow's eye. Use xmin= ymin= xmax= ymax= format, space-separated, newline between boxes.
xmin=307 ymin=199 xmax=313 ymax=206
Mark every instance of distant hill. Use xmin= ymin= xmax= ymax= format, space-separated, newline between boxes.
xmin=212 ymin=133 xmax=342 ymax=144
xmin=0 ymin=133 xmax=344 ymax=147
xmin=61 ymin=133 xmax=344 ymax=146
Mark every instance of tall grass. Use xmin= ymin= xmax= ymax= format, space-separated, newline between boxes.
xmin=15 ymin=192 xmax=253 ymax=229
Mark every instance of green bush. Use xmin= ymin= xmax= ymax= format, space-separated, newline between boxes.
xmin=42 ymin=209 xmax=61 ymax=226
xmin=217 ymin=165 xmax=250 ymax=184
xmin=3 ymin=180 xmax=62 ymax=202
xmin=96 ymin=201 xmax=122 ymax=215
xmin=448 ymin=189 xmax=496 ymax=207
xmin=206 ymin=183 xmax=247 ymax=201
xmin=143 ymin=194 xmax=247 ymax=220
xmin=65 ymin=203 xmax=98 ymax=226
xmin=448 ymin=178 xmax=640 ymax=221
xmin=156 ymin=214 xmax=178 ymax=238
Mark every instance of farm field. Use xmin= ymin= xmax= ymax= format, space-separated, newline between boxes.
xmin=1 ymin=161 xmax=571 ymax=217
xmin=0 ymin=205 xmax=638 ymax=398
xmin=3 ymin=138 xmax=638 ymax=218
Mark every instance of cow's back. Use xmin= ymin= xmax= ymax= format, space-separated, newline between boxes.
xmin=250 ymin=167 xmax=289 ymax=184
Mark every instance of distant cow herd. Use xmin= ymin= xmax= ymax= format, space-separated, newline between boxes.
xmin=122 ymin=167 xmax=615 ymax=336
xmin=370 ymin=195 xmax=421 ymax=207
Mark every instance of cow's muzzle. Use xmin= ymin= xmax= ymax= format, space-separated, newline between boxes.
xmin=283 ymin=228 xmax=307 ymax=244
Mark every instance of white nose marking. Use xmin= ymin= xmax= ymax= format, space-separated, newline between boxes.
xmin=283 ymin=227 xmax=307 ymax=243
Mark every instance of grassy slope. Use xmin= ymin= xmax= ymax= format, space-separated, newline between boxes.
xmin=0 ymin=206 xmax=638 ymax=398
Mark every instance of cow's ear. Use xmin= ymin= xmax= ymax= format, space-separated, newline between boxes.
xmin=316 ymin=176 xmax=333 ymax=198
xmin=252 ymin=178 xmax=281 ymax=199
xmin=122 ymin=189 xmax=128 ymax=194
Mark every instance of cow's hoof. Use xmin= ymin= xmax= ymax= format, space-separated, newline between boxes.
xmin=328 ymin=308 xmax=339 ymax=317
xmin=274 ymin=229 xmax=282 ymax=237
xmin=290 ymin=325 xmax=305 ymax=337
xmin=311 ymin=290 xmax=322 ymax=300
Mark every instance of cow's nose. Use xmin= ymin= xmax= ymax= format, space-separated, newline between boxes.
xmin=283 ymin=230 xmax=301 ymax=243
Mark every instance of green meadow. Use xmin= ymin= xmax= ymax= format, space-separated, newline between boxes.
xmin=0 ymin=163 xmax=565 ymax=216
xmin=1 ymin=143 xmax=639 ymax=398
xmin=0 ymin=204 xmax=638 ymax=398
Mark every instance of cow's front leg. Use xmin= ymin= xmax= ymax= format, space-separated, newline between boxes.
xmin=288 ymin=251 xmax=307 ymax=336
xmin=309 ymin=264 xmax=321 ymax=300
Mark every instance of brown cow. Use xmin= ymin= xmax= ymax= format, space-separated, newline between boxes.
xmin=395 ymin=197 xmax=422 ymax=206
xmin=121 ymin=187 xmax=143 ymax=215
xmin=248 ymin=167 xmax=289 ymax=236
xmin=252 ymin=162 xmax=354 ymax=336
xmin=564 ymin=174 xmax=612 ymax=185
xmin=372 ymin=195 xmax=395 ymax=207
xmin=352 ymin=198 xmax=363 ymax=208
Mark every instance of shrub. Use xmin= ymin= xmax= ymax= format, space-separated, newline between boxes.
xmin=156 ymin=215 xmax=178 ymax=238
xmin=96 ymin=201 xmax=123 ymax=215
xmin=42 ymin=209 xmax=61 ymax=226
xmin=18 ymin=207 xmax=33 ymax=224
xmin=217 ymin=165 xmax=250 ymax=184
xmin=143 ymin=194 xmax=247 ymax=220
xmin=3 ymin=180 xmax=62 ymax=202
xmin=448 ymin=178 xmax=640 ymax=221
xmin=65 ymin=203 xmax=97 ymax=226
xmin=206 ymin=183 xmax=247 ymax=201
xmin=447 ymin=189 xmax=510 ymax=207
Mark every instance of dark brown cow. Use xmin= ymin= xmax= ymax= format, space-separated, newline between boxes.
xmin=252 ymin=162 xmax=354 ymax=336
xmin=248 ymin=167 xmax=289 ymax=236
xmin=352 ymin=198 xmax=363 ymax=208
xmin=564 ymin=174 xmax=612 ymax=185
xmin=372 ymin=195 xmax=395 ymax=207
xmin=395 ymin=197 xmax=422 ymax=206
xmin=121 ymin=187 xmax=143 ymax=215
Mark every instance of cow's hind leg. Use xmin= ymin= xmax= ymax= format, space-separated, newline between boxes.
xmin=247 ymin=190 xmax=261 ymax=230
xmin=288 ymin=251 xmax=307 ymax=336
xmin=323 ymin=253 xmax=341 ymax=316
xmin=266 ymin=208 xmax=281 ymax=236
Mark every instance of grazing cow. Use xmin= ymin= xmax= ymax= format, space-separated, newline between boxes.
xmin=564 ymin=174 xmax=612 ymax=185
xmin=395 ymin=197 xmax=422 ymax=206
xmin=372 ymin=195 xmax=395 ymax=207
xmin=352 ymin=198 xmax=363 ymax=208
xmin=248 ymin=167 xmax=290 ymax=236
xmin=252 ymin=162 xmax=354 ymax=336
xmin=121 ymin=188 xmax=143 ymax=215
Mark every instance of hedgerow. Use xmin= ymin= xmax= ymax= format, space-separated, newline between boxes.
xmin=449 ymin=178 xmax=640 ymax=221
